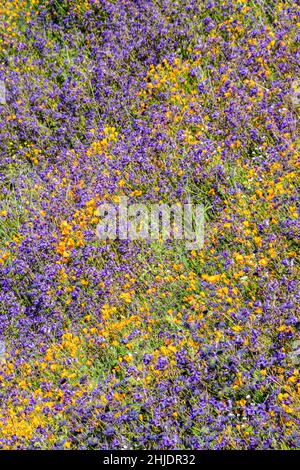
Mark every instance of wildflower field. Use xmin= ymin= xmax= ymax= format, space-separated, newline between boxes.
xmin=0 ymin=0 xmax=299 ymax=450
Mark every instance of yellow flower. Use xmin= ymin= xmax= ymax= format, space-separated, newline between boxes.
xmin=120 ymin=292 xmax=132 ymax=303
xmin=260 ymin=258 xmax=268 ymax=267
xmin=232 ymin=325 xmax=242 ymax=333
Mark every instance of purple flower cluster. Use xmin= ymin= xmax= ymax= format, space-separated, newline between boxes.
xmin=0 ymin=0 xmax=299 ymax=449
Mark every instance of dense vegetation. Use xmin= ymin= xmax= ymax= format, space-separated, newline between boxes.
xmin=0 ymin=0 xmax=299 ymax=449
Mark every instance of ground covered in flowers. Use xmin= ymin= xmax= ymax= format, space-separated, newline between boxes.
xmin=0 ymin=0 xmax=299 ymax=450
